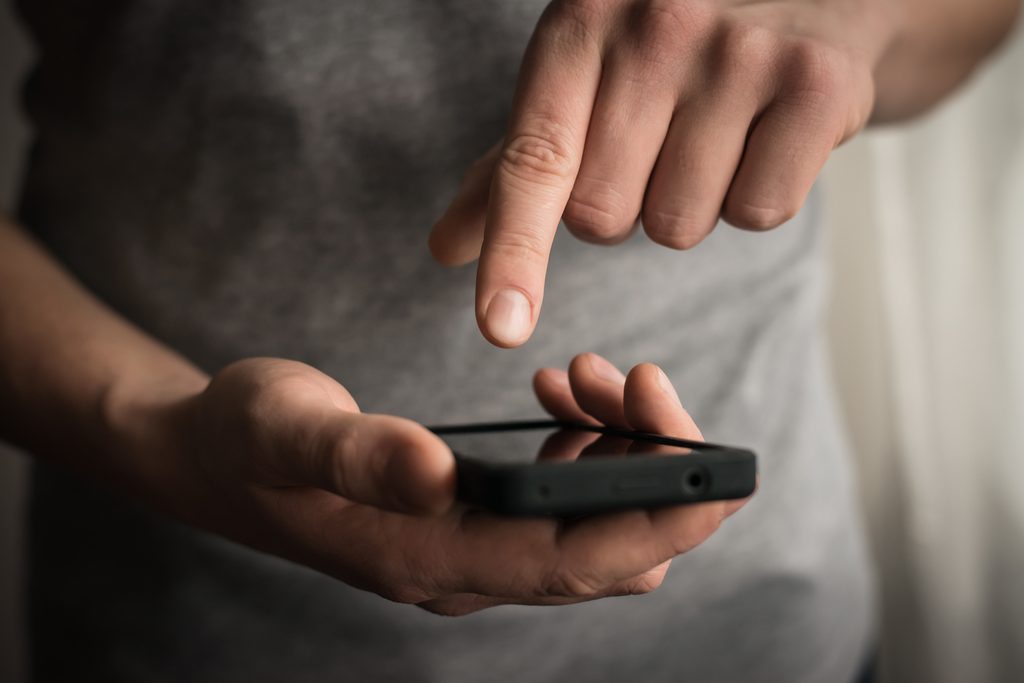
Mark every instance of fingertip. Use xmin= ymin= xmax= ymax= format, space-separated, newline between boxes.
xmin=415 ymin=430 xmax=459 ymax=516
xmin=429 ymin=149 xmax=495 ymax=267
xmin=623 ymin=364 xmax=702 ymax=439
xmin=534 ymin=367 xmax=593 ymax=423
xmin=532 ymin=367 xmax=567 ymax=394
xmin=571 ymin=352 xmax=625 ymax=385
xmin=479 ymin=288 xmax=535 ymax=348
xmin=624 ymin=362 xmax=678 ymax=404
xmin=427 ymin=226 xmax=454 ymax=265
xmin=567 ymin=353 xmax=590 ymax=377
xmin=566 ymin=353 xmax=629 ymax=427
xmin=625 ymin=362 xmax=661 ymax=386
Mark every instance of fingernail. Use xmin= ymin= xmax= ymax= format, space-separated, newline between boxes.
xmin=657 ymin=367 xmax=683 ymax=407
xmin=485 ymin=289 xmax=532 ymax=346
xmin=587 ymin=354 xmax=625 ymax=384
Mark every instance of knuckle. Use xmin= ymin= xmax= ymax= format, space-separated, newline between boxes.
xmin=547 ymin=0 xmax=608 ymax=28
xmin=226 ymin=372 xmax=283 ymax=426
xmin=563 ymin=184 xmax=636 ymax=243
xmin=717 ymin=21 xmax=777 ymax=77
xmin=625 ymin=1 xmax=712 ymax=69
xmin=487 ymin=225 xmax=551 ymax=264
xmin=500 ymin=124 xmax=577 ymax=185
xmin=782 ymin=39 xmax=844 ymax=102
xmin=632 ymin=0 xmax=710 ymax=43
xmin=236 ymin=385 xmax=273 ymax=427
xmin=537 ymin=0 xmax=607 ymax=60
xmin=641 ymin=206 xmax=712 ymax=250
xmin=332 ymin=419 xmax=362 ymax=460
xmin=329 ymin=425 xmax=363 ymax=489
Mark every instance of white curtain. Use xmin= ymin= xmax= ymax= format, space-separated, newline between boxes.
xmin=823 ymin=21 xmax=1024 ymax=683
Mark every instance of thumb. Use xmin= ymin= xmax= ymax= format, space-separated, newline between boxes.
xmin=288 ymin=410 xmax=457 ymax=515
xmin=428 ymin=143 xmax=500 ymax=266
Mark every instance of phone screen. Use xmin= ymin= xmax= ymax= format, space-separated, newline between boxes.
xmin=433 ymin=422 xmax=696 ymax=465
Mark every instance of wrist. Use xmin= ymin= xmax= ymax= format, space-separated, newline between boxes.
xmin=97 ymin=363 xmax=210 ymax=517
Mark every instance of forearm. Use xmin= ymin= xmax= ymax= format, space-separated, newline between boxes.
xmin=0 ymin=215 xmax=208 ymax=499
xmin=871 ymin=0 xmax=1021 ymax=122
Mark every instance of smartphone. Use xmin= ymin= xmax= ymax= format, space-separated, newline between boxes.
xmin=428 ymin=419 xmax=756 ymax=517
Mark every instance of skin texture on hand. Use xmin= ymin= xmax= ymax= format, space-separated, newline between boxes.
xmin=428 ymin=0 xmax=1019 ymax=348
xmin=145 ymin=354 xmax=747 ymax=617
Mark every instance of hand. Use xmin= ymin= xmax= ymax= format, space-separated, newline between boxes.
xmin=142 ymin=354 xmax=748 ymax=617
xmin=429 ymin=0 xmax=894 ymax=347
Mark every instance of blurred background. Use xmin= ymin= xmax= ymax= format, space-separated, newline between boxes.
xmin=823 ymin=16 xmax=1024 ymax=681
xmin=0 ymin=7 xmax=1021 ymax=683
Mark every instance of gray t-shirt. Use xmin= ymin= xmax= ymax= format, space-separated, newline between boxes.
xmin=16 ymin=1 xmax=874 ymax=681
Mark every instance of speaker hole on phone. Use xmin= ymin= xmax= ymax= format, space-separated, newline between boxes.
xmin=538 ymin=485 xmax=551 ymax=499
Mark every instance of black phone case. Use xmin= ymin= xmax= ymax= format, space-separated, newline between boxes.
xmin=431 ymin=420 xmax=757 ymax=517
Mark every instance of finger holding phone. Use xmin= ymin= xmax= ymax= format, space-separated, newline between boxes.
xmin=419 ymin=354 xmax=751 ymax=615
xmin=142 ymin=354 xmax=748 ymax=618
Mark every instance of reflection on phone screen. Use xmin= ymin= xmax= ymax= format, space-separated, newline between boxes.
xmin=437 ymin=426 xmax=695 ymax=464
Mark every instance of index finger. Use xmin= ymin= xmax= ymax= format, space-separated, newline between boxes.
xmin=476 ymin=4 xmax=605 ymax=347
